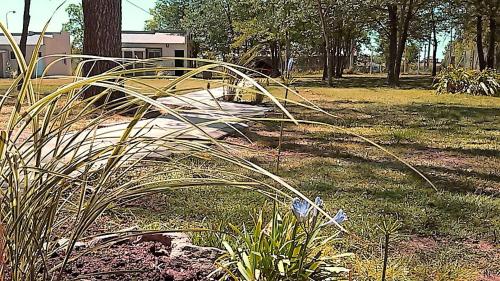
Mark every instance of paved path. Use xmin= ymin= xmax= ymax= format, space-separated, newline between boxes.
xmin=32 ymin=87 xmax=271 ymax=173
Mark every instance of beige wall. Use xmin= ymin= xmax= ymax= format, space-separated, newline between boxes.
xmin=43 ymin=32 xmax=72 ymax=76
xmin=0 ymin=32 xmax=71 ymax=78
xmin=0 ymin=45 xmax=45 ymax=78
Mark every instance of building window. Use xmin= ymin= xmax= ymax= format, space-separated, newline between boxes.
xmin=146 ymin=48 xmax=162 ymax=59
xmin=123 ymin=51 xmax=133 ymax=58
xmin=10 ymin=51 xmax=15 ymax=59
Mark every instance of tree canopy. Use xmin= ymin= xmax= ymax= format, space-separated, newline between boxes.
xmin=62 ymin=0 xmax=499 ymax=85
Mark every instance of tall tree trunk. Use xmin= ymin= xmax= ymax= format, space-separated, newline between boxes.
xmin=317 ymin=0 xmax=333 ymax=86
xmin=271 ymin=42 xmax=281 ymax=76
xmin=335 ymin=45 xmax=343 ymax=78
xmin=19 ymin=0 xmax=31 ymax=61
xmin=476 ymin=15 xmax=486 ymax=70
xmin=387 ymin=4 xmax=398 ymax=86
xmin=223 ymin=1 xmax=235 ymax=56
xmin=270 ymin=42 xmax=278 ymax=75
xmin=394 ymin=0 xmax=414 ymax=86
xmin=486 ymin=15 xmax=496 ymax=69
xmin=327 ymin=43 xmax=334 ymax=82
xmin=427 ymin=36 xmax=431 ymax=69
xmin=82 ymin=0 xmax=124 ymax=104
xmin=432 ymin=18 xmax=438 ymax=76
xmin=322 ymin=41 xmax=327 ymax=80
xmin=423 ymin=43 xmax=427 ymax=69
xmin=332 ymin=43 xmax=338 ymax=77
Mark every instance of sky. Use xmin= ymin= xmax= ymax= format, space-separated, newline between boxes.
xmin=1 ymin=0 xmax=448 ymax=59
xmin=0 ymin=0 xmax=156 ymax=33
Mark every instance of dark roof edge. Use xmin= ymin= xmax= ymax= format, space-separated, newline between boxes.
xmin=122 ymin=30 xmax=187 ymax=35
xmin=2 ymin=30 xmax=188 ymax=36
xmin=1 ymin=31 xmax=65 ymax=36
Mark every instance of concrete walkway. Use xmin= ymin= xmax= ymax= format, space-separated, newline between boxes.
xmin=33 ymin=87 xmax=270 ymax=172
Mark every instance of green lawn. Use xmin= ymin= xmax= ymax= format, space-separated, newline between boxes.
xmin=109 ymin=75 xmax=499 ymax=281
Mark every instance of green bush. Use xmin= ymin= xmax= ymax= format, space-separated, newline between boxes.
xmin=215 ymin=198 xmax=351 ymax=280
xmin=434 ymin=66 xmax=499 ymax=96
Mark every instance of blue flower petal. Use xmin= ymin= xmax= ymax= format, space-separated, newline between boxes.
xmin=291 ymin=197 xmax=310 ymax=221
xmin=312 ymin=196 xmax=323 ymax=217
xmin=322 ymin=209 xmax=348 ymax=227
xmin=333 ymin=209 xmax=347 ymax=224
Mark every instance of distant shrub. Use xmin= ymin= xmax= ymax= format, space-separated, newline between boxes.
xmin=434 ymin=66 xmax=499 ymax=96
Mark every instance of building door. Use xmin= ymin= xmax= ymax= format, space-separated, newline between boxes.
xmin=174 ymin=50 xmax=184 ymax=76
xmin=35 ymin=52 xmax=44 ymax=77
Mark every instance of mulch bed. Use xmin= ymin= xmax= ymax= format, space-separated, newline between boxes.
xmin=50 ymin=234 xmax=220 ymax=281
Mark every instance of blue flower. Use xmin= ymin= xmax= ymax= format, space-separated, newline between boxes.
xmin=291 ymin=197 xmax=310 ymax=222
xmin=322 ymin=209 xmax=348 ymax=227
xmin=333 ymin=209 xmax=347 ymax=224
xmin=311 ymin=196 xmax=323 ymax=217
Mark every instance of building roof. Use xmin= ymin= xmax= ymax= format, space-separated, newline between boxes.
xmin=122 ymin=31 xmax=187 ymax=44
xmin=0 ymin=31 xmax=187 ymax=46
xmin=0 ymin=33 xmax=53 ymax=46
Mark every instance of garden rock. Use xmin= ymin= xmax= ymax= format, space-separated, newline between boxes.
xmin=53 ymin=232 xmax=222 ymax=280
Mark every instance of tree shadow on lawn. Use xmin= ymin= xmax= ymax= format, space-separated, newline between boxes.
xmin=279 ymin=139 xmax=499 ymax=194
xmin=279 ymin=156 xmax=499 ymax=240
xmin=244 ymin=116 xmax=499 ymax=196
xmin=403 ymin=103 xmax=500 ymax=124
xmin=293 ymin=75 xmax=435 ymax=89
xmin=283 ymin=102 xmax=500 ymax=131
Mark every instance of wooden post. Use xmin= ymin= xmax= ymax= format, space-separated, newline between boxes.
xmin=381 ymin=232 xmax=390 ymax=281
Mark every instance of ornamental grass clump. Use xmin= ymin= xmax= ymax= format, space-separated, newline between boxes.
xmin=215 ymin=197 xmax=351 ymax=280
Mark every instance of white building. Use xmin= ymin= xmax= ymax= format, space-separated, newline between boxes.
xmin=0 ymin=31 xmax=193 ymax=78
xmin=0 ymin=31 xmax=72 ymax=78
xmin=121 ymin=31 xmax=193 ymax=76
